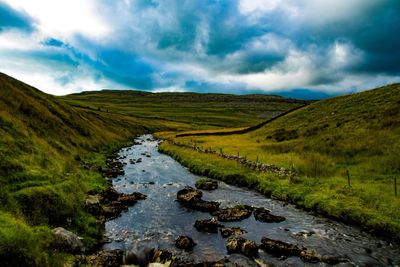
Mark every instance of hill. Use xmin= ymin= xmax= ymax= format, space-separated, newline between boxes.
xmin=0 ymin=73 xmax=195 ymax=265
xmin=0 ymin=72 xmax=304 ymax=266
xmin=62 ymin=90 xmax=306 ymax=128
xmin=159 ymin=83 xmax=400 ymax=240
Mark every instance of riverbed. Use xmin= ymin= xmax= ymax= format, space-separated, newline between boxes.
xmin=103 ymin=135 xmax=399 ymax=266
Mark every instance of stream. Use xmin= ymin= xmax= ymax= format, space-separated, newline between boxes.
xmin=103 ymin=135 xmax=400 ymax=266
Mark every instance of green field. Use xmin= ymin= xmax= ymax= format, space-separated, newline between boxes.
xmin=0 ymin=72 xmax=304 ymax=266
xmin=1 ymin=71 xmax=400 ymax=266
xmin=158 ymin=83 xmax=400 ymax=240
xmin=62 ymin=90 xmax=305 ymax=128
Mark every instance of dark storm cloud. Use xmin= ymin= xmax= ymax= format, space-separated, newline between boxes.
xmin=0 ymin=0 xmax=399 ymax=96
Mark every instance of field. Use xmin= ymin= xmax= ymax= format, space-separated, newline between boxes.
xmin=62 ymin=90 xmax=305 ymax=128
xmin=2 ymin=70 xmax=400 ymax=266
xmin=157 ymin=83 xmax=400 ymax=240
xmin=0 ymin=72 xmax=303 ymax=266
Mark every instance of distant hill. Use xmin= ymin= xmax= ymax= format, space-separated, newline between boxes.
xmin=62 ymin=89 xmax=306 ymax=128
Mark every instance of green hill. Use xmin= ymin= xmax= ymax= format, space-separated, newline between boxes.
xmin=160 ymin=83 xmax=400 ymax=240
xmin=0 ymin=72 xmax=304 ymax=266
xmin=0 ymin=73 xmax=191 ymax=265
xmin=62 ymin=90 xmax=305 ymax=128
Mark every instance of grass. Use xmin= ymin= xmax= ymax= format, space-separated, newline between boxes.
xmin=157 ymin=83 xmax=400 ymax=240
xmin=2 ymin=69 xmax=399 ymax=265
xmin=0 ymin=72 xmax=302 ymax=266
xmin=61 ymin=90 xmax=306 ymax=128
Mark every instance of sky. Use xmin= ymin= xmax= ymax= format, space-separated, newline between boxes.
xmin=0 ymin=0 xmax=399 ymax=98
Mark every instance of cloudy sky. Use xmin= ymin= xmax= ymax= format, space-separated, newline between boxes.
xmin=0 ymin=0 xmax=399 ymax=98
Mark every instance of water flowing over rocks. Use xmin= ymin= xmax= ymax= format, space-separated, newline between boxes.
xmin=100 ymin=135 xmax=400 ymax=267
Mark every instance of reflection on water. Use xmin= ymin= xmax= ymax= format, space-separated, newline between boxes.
xmin=104 ymin=135 xmax=400 ymax=266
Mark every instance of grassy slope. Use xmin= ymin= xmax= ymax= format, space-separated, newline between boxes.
xmin=158 ymin=83 xmax=400 ymax=240
xmin=0 ymin=73 xmax=191 ymax=266
xmin=0 ymin=73 xmax=303 ymax=266
xmin=62 ymin=90 xmax=306 ymax=128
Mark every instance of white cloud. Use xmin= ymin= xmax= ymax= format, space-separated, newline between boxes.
xmin=239 ymin=0 xmax=281 ymax=15
xmin=3 ymin=0 xmax=110 ymax=40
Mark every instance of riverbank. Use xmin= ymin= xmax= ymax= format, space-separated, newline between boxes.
xmin=98 ymin=135 xmax=399 ymax=266
xmin=158 ymin=140 xmax=400 ymax=243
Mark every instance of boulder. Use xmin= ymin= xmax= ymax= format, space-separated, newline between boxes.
xmin=227 ymin=237 xmax=258 ymax=258
xmin=175 ymin=236 xmax=197 ymax=251
xmin=118 ymin=192 xmax=147 ymax=205
xmin=88 ymin=188 xmax=147 ymax=220
xmin=177 ymin=187 xmax=203 ymax=202
xmin=195 ymin=178 xmax=218 ymax=191
xmin=52 ymin=227 xmax=85 ymax=253
xmin=219 ymin=227 xmax=246 ymax=238
xmin=194 ymin=218 xmax=221 ymax=233
xmin=300 ymin=249 xmax=321 ymax=263
xmin=253 ymin=207 xmax=285 ymax=223
xmin=218 ymin=205 xmax=252 ymax=222
xmin=260 ymin=237 xmax=301 ymax=256
xmin=227 ymin=236 xmax=245 ymax=254
xmin=177 ymin=186 xmax=220 ymax=212
xmin=240 ymin=240 xmax=259 ymax=258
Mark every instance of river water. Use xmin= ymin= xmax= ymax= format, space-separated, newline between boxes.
xmin=103 ymin=135 xmax=399 ymax=266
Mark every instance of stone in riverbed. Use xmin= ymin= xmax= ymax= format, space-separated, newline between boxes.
xmin=194 ymin=218 xmax=222 ymax=233
xmin=218 ymin=205 xmax=253 ymax=222
xmin=175 ymin=236 xmax=197 ymax=251
xmin=177 ymin=186 xmax=203 ymax=202
xmin=241 ymin=240 xmax=259 ymax=258
xmin=260 ymin=237 xmax=301 ymax=256
xmin=195 ymin=178 xmax=218 ymax=191
xmin=177 ymin=186 xmax=220 ymax=212
xmin=253 ymin=207 xmax=286 ymax=223
xmin=300 ymin=249 xmax=321 ymax=263
xmin=220 ymin=227 xmax=246 ymax=238
xmin=87 ymin=188 xmax=146 ymax=220
xmin=226 ymin=236 xmax=258 ymax=258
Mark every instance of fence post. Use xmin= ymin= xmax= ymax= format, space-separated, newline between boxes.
xmin=256 ymin=155 xmax=259 ymax=163
xmin=395 ymin=177 xmax=397 ymax=197
xmin=347 ymin=170 xmax=351 ymax=187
